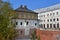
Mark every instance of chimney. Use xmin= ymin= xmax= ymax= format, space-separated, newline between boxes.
xmin=20 ymin=5 xmax=23 ymax=8
xmin=23 ymin=5 xmax=27 ymax=9
xmin=20 ymin=5 xmax=27 ymax=9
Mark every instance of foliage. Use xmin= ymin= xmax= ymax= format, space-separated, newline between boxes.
xmin=37 ymin=36 xmax=40 ymax=40
xmin=31 ymin=29 xmax=36 ymax=40
xmin=31 ymin=29 xmax=40 ymax=40
xmin=0 ymin=0 xmax=16 ymax=40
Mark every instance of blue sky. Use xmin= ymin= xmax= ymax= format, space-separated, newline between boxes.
xmin=3 ymin=0 xmax=60 ymax=10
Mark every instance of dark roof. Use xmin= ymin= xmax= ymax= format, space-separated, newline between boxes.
xmin=15 ymin=5 xmax=38 ymax=13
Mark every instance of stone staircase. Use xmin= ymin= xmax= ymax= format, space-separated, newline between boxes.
xmin=15 ymin=35 xmax=31 ymax=40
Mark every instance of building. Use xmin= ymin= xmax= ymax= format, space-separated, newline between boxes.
xmin=12 ymin=5 xmax=39 ymax=40
xmin=34 ymin=4 xmax=60 ymax=40
xmin=35 ymin=4 xmax=60 ymax=30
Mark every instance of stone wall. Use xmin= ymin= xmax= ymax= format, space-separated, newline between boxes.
xmin=15 ymin=28 xmax=36 ymax=39
xmin=15 ymin=29 xmax=25 ymax=39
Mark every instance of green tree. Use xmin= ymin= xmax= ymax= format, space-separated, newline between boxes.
xmin=31 ymin=29 xmax=36 ymax=40
xmin=0 ymin=0 xmax=16 ymax=40
xmin=37 ymin=36 xmax=40 ymax=40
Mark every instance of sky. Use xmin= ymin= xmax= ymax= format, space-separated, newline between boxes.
xmin=2 ymin=0 xmax=60 ymax=10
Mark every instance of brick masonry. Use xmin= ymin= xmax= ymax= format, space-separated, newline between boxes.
xmin=36 ymin=29 xmax=60 ymax=40
xmin=15 ymin=28 xmax=36 ymax=39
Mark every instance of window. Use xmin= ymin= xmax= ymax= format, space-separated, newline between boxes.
xmin=47 ymin=14 xmax=49 ymax=16
xmin=44 ymin=20 xmax=45 ymax=22
xmin=47 ymin=24 xmax=49 ymax=28
xmin=44 ymin=24 xmax=45 ymax=28
xmin=53 ymin=13 xmax=55 ymax=16
xmin=20 ymin=22 xmax=22 ymax=25
xmin=47 ymin=19 xmax=49 ymax=22
xmin=50 ymin=19 xmax=52 ymax=22
xmin=56 ymin=12 xmax=58 ymax=15
xmin=44 ymin=15 xmax=45 ymax=17
xmin=16 ymin=22 xmax=18 ymax=25
xmin=40 ymin=24 xmax=43 ymax=28
xmin=53 ymin=24 xmax=56 ymax=28
xmin=50 ymin=24 xmax=52 ymax=28
xmin=35 ymin=23 xmax=37 ymax=26
xmin=53 ymin=18 xmax=55 ymax=21
xmin=39 ymin=25 xmax=41 ymax=28
xmin=57 ymin=18 xmax=59 ymax=21
xmin=50 ymin=13 xmax=52 ymax=16
xmin=57 ymin=23 xmax=59 ymax=28
xmin=26 ymin=22 xmax=28 ymax=25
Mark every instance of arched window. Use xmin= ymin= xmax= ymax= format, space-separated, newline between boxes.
xmin=53 ymin=13 xmax=55 ymax=16
xmin=35 ymin=23 xmax=37 ymax=26
xmin=57 ymin=23 xmax=59 ymax=28
xmin=53 ymin=24 xmax=56 ymax=28
xmin=26 ymin=22 xmax=28 ymax=25
xmin=50 ymin=13 xmax=52 ymax=16
xmin=20 ymin=22 xmax=22 ymax=25
xmin=47 ymin=24 xmax=49 ymax=28
xmin=47 ymin=19 xmax=49 ymax=22
xmin=47 ymin=14 xmax=49 ymax=16
xmin=50 ymin=19 xmax=52 ymax=22
xmin=16 ymin=22 xmax=18 ymax=25
xmin=57 ymin=18 xmax=59 ymax=21
xmin=53 ymin=18 xmax=55 ymax=21
xmin=56 ymin=12 xmax=58 ymax=15
xmin=44 ymin=24 xmax=45 ymax=28
xmin=50 ymin=24 xmax=52 ymax=28
xmin=40 ymin=24 xmax=43 ymax=28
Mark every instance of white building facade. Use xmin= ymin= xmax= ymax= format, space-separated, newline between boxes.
xmin=34 ymin=4 xmax=60 ymax=30
xmin=13 ymin=19 xmax=39 ymax=35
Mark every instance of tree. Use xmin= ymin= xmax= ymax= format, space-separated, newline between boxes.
xmin=37 ymin=36 xmax=40 ymax=40
xmin=0 ymin=0 xmax=16 ymax=40
xmin=31 ymin=29 xmax=36 ymax=40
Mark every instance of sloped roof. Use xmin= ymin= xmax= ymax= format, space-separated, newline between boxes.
xmin=15 ymin=5 xmax=37 ymax=13
xmin=34 ymin=4 xmax=60 ymax=13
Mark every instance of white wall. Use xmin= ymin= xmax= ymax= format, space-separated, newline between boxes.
xmin=38 ymin=9 xmax=60 ymax=30
xmin=12 ymin=19 xmax=39 ymax=35
xmin=12 ymin=19 xmax=39 ymax=29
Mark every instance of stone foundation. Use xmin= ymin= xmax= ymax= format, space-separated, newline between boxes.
xmin=15 ymin=28 xmax=36 ymax=40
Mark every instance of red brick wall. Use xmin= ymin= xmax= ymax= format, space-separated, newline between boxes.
xmin=36 ymin=29 xmax=60 ymax=40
